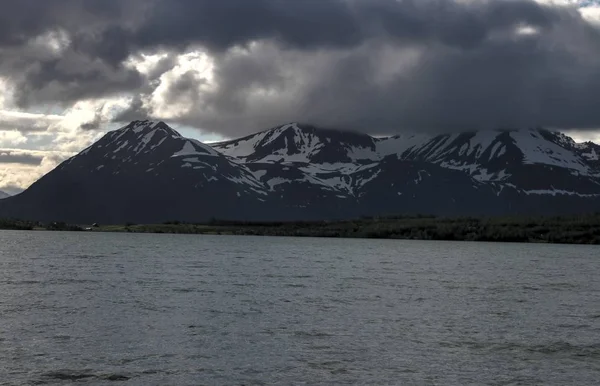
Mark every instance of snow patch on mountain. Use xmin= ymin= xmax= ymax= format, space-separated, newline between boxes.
xmin=131 ymin=120 xmax=156 ymax=134
xmin=216 ymin=131 xmax=270 ymax=158
xmin=583 ymin=148 xmax=599 ymax=161
xmin=376 ymin=133 xmax=432 ymax=158
xmin=575 ymin=142 xmax=600 ymax=162
xmin=173 ymin=141 xmax=205 ymax=157
xmin=113 ymin=140 xmax=129 ymax=153
xmin=358 ymin=170 xmax=382 ymax=187
xmin=134 ymin=130 xmax=156 ymax=154
xmin=521 ymin=189 xmax=600 ymax=197
xmin=468 ymin=131 xmax=503 ymax=158
xmin=510 ymin=130 xmax=591 ymax=173
xmin=267 ymin=177 xmax=291 ymax=190
xmin=253 ymin=170 xmax=268 ymax=180
xmin=214 ymin=122 xmax=378 ymax=164
xmin=225 ymin=173 xmax=265 ymax=190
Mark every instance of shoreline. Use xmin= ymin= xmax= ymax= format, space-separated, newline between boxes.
xmin=2 ymin=214 xmax=597 ymax=245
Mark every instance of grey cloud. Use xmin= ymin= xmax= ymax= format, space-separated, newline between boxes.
xmin=346 ymin=0 xmax=555 ymax=50
xmin=145 ymin=55 xmax=180 ymax=81
xmin=79 ymin=105 xmax=105 ymax=131
xmin=10 ymin=52 xmax=144 ymax=107
xmin=112 ymin=96 xmax=151 ymax=123
xmin=1 ymin=0 xmax=600 ymax=135
xmin=132 ymin=0 xmax=362 ymax=52
xmin=0 ymin=0 xmax=145 ymax=107
xmin=43 ymin=152 xmax=74 ymax=165
xmin=0 ymin=151 xmax=43 ymax=165
xmin=150 ymin=1 xmax=600 ymax=136
xmin=165 ymin=22 xmax=600 ymax=136
xmin=0 ymin=0 xmax=139 ymax=49
xmin=128 ymin=0 xmax=567 ymax=53
xmin=0 ymin=118 xmax=54 ymax=133
xmin=163 ymin=70 xmax=206 ymax=105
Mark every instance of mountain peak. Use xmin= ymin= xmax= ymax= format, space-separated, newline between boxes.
xmin=117 ymin=120 xmax=182 ymax=138
xmin=214 ymin=122 xmax=377 ymax=163
xmin=74 ymin=120 xmax=218 ymax=164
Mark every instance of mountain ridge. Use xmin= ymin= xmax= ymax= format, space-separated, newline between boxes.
xmin=1 ymin=120 xmax=599 ymax=224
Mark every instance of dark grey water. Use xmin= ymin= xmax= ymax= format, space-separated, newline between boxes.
xmin=0 ymin=231 xmax=599 ymax=385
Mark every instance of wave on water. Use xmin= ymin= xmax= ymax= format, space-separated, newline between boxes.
xmin=38 ymin=370 xmax=130 ymax=383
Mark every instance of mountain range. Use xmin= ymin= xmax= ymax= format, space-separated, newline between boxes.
xmin=1 ymin=120 xmax=599 ymax=224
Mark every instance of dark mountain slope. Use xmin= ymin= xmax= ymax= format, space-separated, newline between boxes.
xmin=1 ymin=121 xmax=600 ymax=223
xmin=0 ymin=121 xmax=273 ymax=223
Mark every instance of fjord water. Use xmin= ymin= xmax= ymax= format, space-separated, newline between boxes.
xmin=1 ymin=232 xmax=599 ymax=385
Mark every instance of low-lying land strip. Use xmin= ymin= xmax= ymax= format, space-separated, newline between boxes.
xmin=2 ymin=214 xmax=600 ymax=244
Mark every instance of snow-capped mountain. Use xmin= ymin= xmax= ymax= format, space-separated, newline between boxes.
xmin=574 ymin=140 xmax=600 ymax=170
xmin=69 ymin=120 xmax=264 ymax=199
xmin=215 ymin=123 xmax=600 ymax=199
xmin=214 ymin=123 xmax=380 ymax=164
xmin=386 ymin=129 xmax=600 ymax=196
xmin=0 ymin=121 xmax=276 ymax=223
xmin=1 ymin=120 xmax=599 ymax=224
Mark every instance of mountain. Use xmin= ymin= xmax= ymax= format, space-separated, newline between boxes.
xmin=0 ymin=191 xmax=10 ymax=200
xmin=217 ymin=123 xmax=600 ymax=216
xmin=215 ymin=123 xmax=600 ymax=211
xmin=1 ymin=120 xmax=599 ymax=224
xmin=215 ymin=123 xmax=380 ymax=164
xmin=0 ymin=121 xmax=276 ymax=223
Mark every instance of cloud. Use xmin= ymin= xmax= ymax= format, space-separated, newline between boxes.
xmin=78 ymin=105 xmax=106 ymax=131
xmin=0 ymin=131 xmax=28 ymax=147
xmin=8 ymin=52 xmax=144 ymax=108
xmin=0 ymin=110 xmax=62 ymax=132
xmin=0 ymin=150 xmax=44 ymax=165
xmin=0 ymin=148 xmax=75 ymax=191
xmin=1 ymin=0 xmax=600 ymax=137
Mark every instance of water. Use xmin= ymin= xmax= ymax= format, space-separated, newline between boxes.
xmin=0 ymin=231 xmax=599 ymax=385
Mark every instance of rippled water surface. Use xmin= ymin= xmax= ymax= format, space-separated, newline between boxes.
xmin=1 ymin=231 xmax=599 ymax=385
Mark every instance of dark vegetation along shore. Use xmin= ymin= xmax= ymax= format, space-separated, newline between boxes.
xmin=2 ymin=214 xmax=600 ymax=245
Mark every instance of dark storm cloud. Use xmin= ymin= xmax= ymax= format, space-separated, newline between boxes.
xmin=132 ymin=0 xmax=363 ymax=51
xmin=164 ymin=10 xmax=600 ymax=136
xmin=0 ymin=151 xmax=43 ymax=165
xmin=0 ymin=0 xmax=137 ymax=47
xmin=10 ymin=54 xmax=144 ymax=107
xmin=122 ymin=0 xmax=567 ymax=52
xmin=1 ymin=0 xmax=600 ymax=134
xmin=0 ymin=0 xmax=145 ymax=107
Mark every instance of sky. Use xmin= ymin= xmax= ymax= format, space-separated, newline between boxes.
xmin=1 ymin=0 xmax=600 ymax=194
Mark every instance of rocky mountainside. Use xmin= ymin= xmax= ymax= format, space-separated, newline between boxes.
xmin=1 ymin=120 xmax=599 ymax=224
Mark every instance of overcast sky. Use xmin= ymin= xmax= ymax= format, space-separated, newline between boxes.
xmin=1 ymin=0 xmax=600 ymax=193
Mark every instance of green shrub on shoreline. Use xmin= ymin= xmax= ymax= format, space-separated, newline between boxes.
xmin=2 ymin=213 xmax=600 ymax=245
